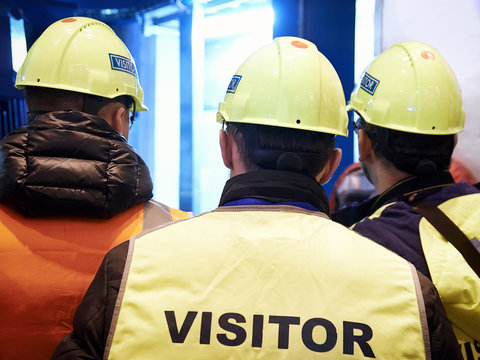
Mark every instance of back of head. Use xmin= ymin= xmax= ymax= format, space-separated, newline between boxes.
xmin=217 ymin=36 xmax=348 ymax=177
xmin=15 ymin=16 xmax=147 ymax=113
xmin=348 ymin=41 xmax=465 ymax=177
xmin=23 ymin=86 xmax=83 ymax=112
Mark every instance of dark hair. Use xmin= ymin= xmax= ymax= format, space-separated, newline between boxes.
xmin=24 ymin=86 xmax=134 ymax=119
xmin=357 ymin=117 xmax=454 ymax=177
xmin=24 ymin=86 xmax=84 ymax=112
xmin=226 ymin=122 xmax=335 ymax=177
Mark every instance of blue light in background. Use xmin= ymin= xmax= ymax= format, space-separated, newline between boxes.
xmin=9 ymin=15 xmax=27 ymax=73
xmin=192 ymin=1 xmax=274 ymax=214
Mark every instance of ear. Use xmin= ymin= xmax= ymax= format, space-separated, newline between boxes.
xmin=97 ymin=102 xmax=128 ymax=138
xmin=110 ymin=106 xmax=127 ymax=133
xmin=219 ymin=129 xmax=233 ymax=169
xmin=316 ymin=148 xmax=342 ymax=184
xmin=358 ymin=129 xmax=374 ymax=162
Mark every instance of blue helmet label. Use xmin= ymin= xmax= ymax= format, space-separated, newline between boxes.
xmin=109 ymin=53 xmax=137 ymax=77
xmin=360 ymin=72 xmax=380 ymax=95
xmin=227 ymin=75 xmax=242 ymax=94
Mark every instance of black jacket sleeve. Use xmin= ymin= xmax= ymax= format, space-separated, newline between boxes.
xmin=51 ymin=241 xmax=129 ymax=360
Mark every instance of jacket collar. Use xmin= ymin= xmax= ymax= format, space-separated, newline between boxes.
xmin=368 ymin=171 xmax=455 ymax=213
xmin=219 ymin=170 xmax=330 ymax=215
xmin=332 ymin=171 xmax=454 ymax=227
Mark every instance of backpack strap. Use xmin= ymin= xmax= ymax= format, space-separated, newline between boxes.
xmin=412 ymin=201 xmax=480 ymax=278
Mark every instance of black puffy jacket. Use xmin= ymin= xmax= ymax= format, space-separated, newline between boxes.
xmin=0 ymin=110 xmax=153 ymax=218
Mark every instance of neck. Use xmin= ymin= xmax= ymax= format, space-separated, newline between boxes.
xmin=369 ymin=161 xmax=412 ymax=194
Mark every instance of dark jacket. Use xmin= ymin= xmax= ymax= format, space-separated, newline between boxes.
xmin=332 ymin=172 xmax=479 ymax=278
xmin=52 ymin=170 xmax=461 ymax=360
xmin=0 ymin=110 xmax=153 ymax=218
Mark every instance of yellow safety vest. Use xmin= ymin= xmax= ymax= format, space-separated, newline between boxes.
xmin=367 ymin=193 xmax=480 ymax=359
xmin=418 ymin=194 xmax=480 ymax=357
xmin=106 ymin=206 xmax=430 ymax=360
xmin=0 ymin=200 xmax=190 ymax=360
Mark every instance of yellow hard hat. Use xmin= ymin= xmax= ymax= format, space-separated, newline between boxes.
xmin=15 ymin=17 xmax=147 ymax=111
xmin=217 ymin=36 xmax=348 ymax=136
xmin=348 ymin=41 xmax=464 ymax=134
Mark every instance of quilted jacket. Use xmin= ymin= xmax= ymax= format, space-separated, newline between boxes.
xmin=0 ymin=110 xmax=153 ymax=218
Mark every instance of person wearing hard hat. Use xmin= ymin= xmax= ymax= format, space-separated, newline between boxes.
xmin=0 ymin=17 xmax=190 ymax=360
xmin=52 ymin=37 xmax=460 ymax=360
xmin=332 ymin=41 xmax=480 ymax=358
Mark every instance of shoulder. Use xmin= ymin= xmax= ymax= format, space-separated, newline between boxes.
xmin=352 ymin=202 xmax=433 ymax=277
xmin=427 ymin=181 xmax=480 ymax=205
xmin=353 ymin=201 xmax=421 ymax=242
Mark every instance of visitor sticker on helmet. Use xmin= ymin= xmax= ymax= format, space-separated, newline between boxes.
xmin=227 ymin=75 xmax=242 ymax=94
xmin=359 ymin=73 xmax=380 ymax=96
xmin=109 ymin=54 xmax=138 ymax=77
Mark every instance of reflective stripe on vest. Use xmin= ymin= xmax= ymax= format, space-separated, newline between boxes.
xmin=106 ymin=206 xmax=429 ymax=360
xmin=143 ymin=200 xmax=192 ymax=228
xmin=0 ymin=201 xmax=189 ymax=360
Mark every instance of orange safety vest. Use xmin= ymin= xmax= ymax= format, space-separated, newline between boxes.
xmin=0 ymin=201 xmax=190 ymax=360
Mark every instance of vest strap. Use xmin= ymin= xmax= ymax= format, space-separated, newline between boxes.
xmin=412 ymin=201 xmax=480 ymax=278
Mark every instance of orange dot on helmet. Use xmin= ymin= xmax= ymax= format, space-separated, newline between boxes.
xmin=421 ymin=50 xmax=435 ymax=61
xmin=61 ymin=18 xmax=77 ymax=23
xmin=291 ymin=40 xmax=308 ymax=49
